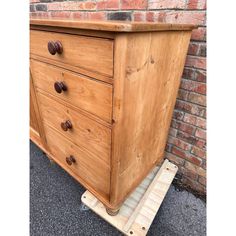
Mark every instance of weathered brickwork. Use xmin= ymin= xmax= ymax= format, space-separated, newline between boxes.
xmin=30 ymin=0 xmax=207 ymax=195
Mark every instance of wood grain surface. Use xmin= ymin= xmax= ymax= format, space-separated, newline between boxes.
xmin=37 ymin=92 xmax=111 ymax=166
xmin=30 ymin=73 xmax=47 ymax=150
xmin=110 ymin=31 xmax=192 ymax=207
xmin=30 ymin=30 xmax=114 ymax=78
xmin=44 ymin=125 xmax=111 ymax=200
xmin=30 ymin=19 xmax=195 ymax=211
xmin=30 ymin=18 xmax=197 ymax=32
xmin=30 ymin=60 xmax=113 ymax=123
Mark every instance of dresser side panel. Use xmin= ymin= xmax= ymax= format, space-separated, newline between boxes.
xmin=110 ymin=31 xmax=192 ymax=207
xmin=30 ymin=71 xmax=48 ymax=150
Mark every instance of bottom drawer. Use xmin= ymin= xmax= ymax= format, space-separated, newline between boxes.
xmin=44 ymin=125 xmax=110 ymax=200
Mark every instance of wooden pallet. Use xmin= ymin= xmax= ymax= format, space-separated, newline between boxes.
xmin=81 ymin=159 xmax=178 ymax=236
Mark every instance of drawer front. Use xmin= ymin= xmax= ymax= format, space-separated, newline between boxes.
xmin=30 ymin=30 xmax=113 ymax=77
xmin=37 ymin=92 xmax=111 ymax=165
xmin=45 ymin=125 xmax=110 ymax=199
xmin=31 ymin=60 xmax=112 ymax=123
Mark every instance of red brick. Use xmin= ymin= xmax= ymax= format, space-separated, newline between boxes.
xmin=30 ymin=4 xmax=35 ymax=12
xmin=165 ymin=152 xmax=185 ymax=166
xmin=182 ymin=67 xmax=195 ymax=80
xmin=177 ymin=89 xmax=189 ymax=101
xmin=170 ymin=119 xmax=178 ymax=129
xmin=164 ymin=11 xmax=206 ymax=25
xmin=185 ymin=161 xmax=205 ymax=176
xmin=172 ymin=146 xmax=187 ymax=159
xmin=187 ymin=92 xmax=205 ymax=106
xmin=188 ymin=93 xmax=206 ymax=106
xmin=199 ymin=44 xmax=206 ymax=57
xmin=87 ymin=12 xmax=106 ymax=20
xmin=177 ymin=131 xmax=197 ymax=144
xmin=97 ymin=0 xmax=119 ymax=10
xmin=195 ymin=69 xmax=206 ymax=82
xmin=34 ymin=11 xmax=51 ymax=17
xmin=48 ymin=2 xmax=76 ymax=11
xmin=175 ymin=100 xmax=205 ymax=117
xmin=195 ymin=139 xmax=206 ymax=149
xmin=145 ymin=11 xmax=167 ymax=22
xmin=83 ymin=2 xmax=97 ymax=10
xmin=195 ymin=128 xmax=206 ymax=140
xmin=48 ymin=2 xmax=96 ymax=11
xmin=182 ymin=68 xmax=206 ymax=83
xmin=191 ymin=104 xmax=206 ymax=117
xmin=133 ymin=11 xmax=146 ymax=21
xmin=172 ymin=147 xmax=202 ymax=166
xmin=198 ymin=176 xmax=206 ymax=186
xmin=165 ymin=143 xmax=172 ymax=152
xmin=187 ymin=42 xmax=199 ymax=55
xmin=107 ymin=12 xmax=132 ymax=21
xmin=185 ymin=55 xmax=206 ymax=70
xmin=173 ymin=110 xmax=184 ymax=120
xmin=178 ymin=122 xmax=196 ymax=135
xmin=156 ymin=12 xmax=167 ymax=22
xmin=169 ymin=136 xmax=192 ymax=151
xmin=201 ymin=159 xmax=206 ymax=170
xmin=71 ymin=12 xmax=87 ymax=19
xmin=182 ymin=176 xmax=206 ymax=193
xmin=51 ymin=11 xmax=71 ymax=18
xmin=35 ymin=4 xmax=47 ymax=11
xmin=196 ymin=117 xmax=206 ymax=129
xmin=179 ymin=167 xmax=198 ymax=180
xmin=186 ymin=155 xmax=202 ymax=166
xmin=183 ymin=113 xmax=197 ymax=125
xmin=146 ymin=12 xmax=155 ymax=22
xmin=169 ymin=128 xmax=177 ymax=137
xmin=187 ymin=0 xmax=206 ymax=9
xmin=191 ymin=27 xmax=206 ymax=41
xmin=148 ymin=0 xmax=185 ymax=9
xmin=121 ymin=0 xmax=147 ymax=10
xmin=194 ymin=83 xmax=206 ymax=94
xmin=180 ymin=79 xmax=195 ymax=91
xmin=180 ymin=79 xmax=206 ymax=95
xmin=175 ymin=100 xmax=192 ymax=113
xmin=30 ymin=12 xmax=37 ymax=17
xmin=191 ymin=146 xmax=206 ymax=158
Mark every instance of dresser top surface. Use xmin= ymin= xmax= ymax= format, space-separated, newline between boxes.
xmin=30 ymin=17 xmax=197 ymax=32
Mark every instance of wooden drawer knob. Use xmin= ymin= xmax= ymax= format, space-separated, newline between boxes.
xmin=61 ymin=120 xmax=72 ymax=131
xmin=48 ymin=41 xmax=63 ymax=55
xmin=66 ymin=155 xmax=76 ymax=165
xmin=54 ymin=81 xmax=67 ymax=93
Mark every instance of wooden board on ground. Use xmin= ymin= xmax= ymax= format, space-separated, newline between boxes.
xmin=81 ymin=159 xmax=178 ymax=236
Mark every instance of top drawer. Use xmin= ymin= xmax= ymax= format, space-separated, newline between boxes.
xmin=30 ymin=30 xmax=113 ymax=78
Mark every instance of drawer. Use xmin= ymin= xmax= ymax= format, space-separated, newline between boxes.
xmin=30 ymin=30 xmax=113 ymax=78
xmin=37 ymin=92 xmax=111 ymax=165
xmin=31 ymin=60 xmax=112 ymax=123
xmin=45 ymin=125 xmax=110 ymax=199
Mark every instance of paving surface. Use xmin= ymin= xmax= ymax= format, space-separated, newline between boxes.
xmin=30 ymin=142 xmax=206 ymax=236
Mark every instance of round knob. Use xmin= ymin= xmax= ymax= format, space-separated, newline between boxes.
xmin=61 ymin=120 xmax=72 ymax=131
xmin=54 ymin=81 xmax=67 ymax=94
xmin=48 ymin=41 xmax=63 ymax=55
xmin=66 ymin=155 xmax=76 ymax=165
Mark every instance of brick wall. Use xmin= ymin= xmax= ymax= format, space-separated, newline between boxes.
xmin=30 ymin=0 xmax=207 ymax=195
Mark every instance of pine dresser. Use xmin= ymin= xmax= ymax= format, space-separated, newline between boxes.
xmin=30 ymin=18 xmax=196 ymax=215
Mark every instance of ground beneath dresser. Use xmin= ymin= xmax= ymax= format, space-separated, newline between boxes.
xmin=30 ymin=142 xmax=206 ymax=236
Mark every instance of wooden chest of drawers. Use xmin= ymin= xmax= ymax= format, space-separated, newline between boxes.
xmin=30 ymin=18 xmax=196 ymax=214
